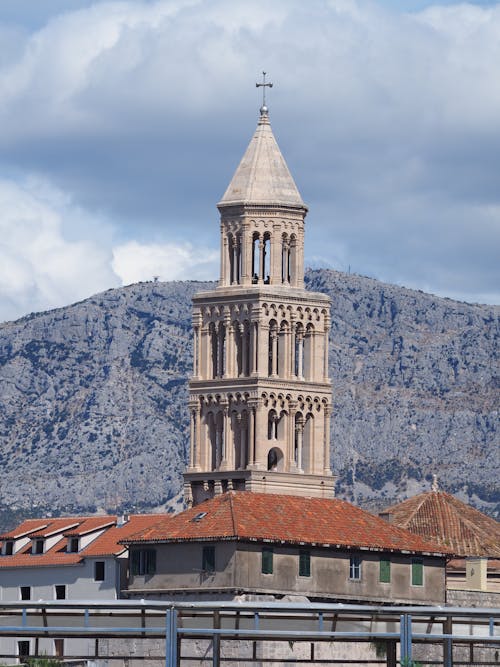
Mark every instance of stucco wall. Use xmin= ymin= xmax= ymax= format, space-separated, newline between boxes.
xmin=128 ymin=541 xmax=445 ymax=604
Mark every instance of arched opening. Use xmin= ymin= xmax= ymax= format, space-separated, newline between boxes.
xmin=304 ymin=323 xmax=314 ymax=381
xmin=228 ymin=234 xmax=235 ymax=285
xmin=252 ymin=233 xmax=260 ymax=284
xmin=294 ymin=323 xmax=304 ymax=378
xmin=290 ymin=234 xmax=297 ymax=285
xmin=268 ymin=320 xmax=278 ymax=376
xmin=217 ymin=321 xmax=225 ymax=377
xmin=243 ymin=320 xmax=251 ymax=376
xmin=238 ymin=410 xmax=249 ymax=469
xmin=268 ymin=409 xmax=278 ymax=440
xmin=234 ymin=321 xmax=242 ymax=376
xmin=302 ymin=413 xmax=314 ymax=473
xmin=282 ymin=234 xmax=291 ymax=284
xmin=267 ymin=447 xmax=284 ymax=471
xmin=294 ymin=412 xmax=304 ymax=470
xmin=278 ymin=321 xmax=288 ymax=377
xmin=263 ymin=232 xmax=271 ymax=283
xmin=210 ymin=322 xmax=218 ymax=379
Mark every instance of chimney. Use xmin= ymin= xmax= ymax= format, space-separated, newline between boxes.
xmin=117 ymin=514 xmax=129 ymax=527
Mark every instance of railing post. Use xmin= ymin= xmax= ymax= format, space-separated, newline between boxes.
xmin=165 ymin=607 xmax=178 ymax=667
xmin=443 ymin=615 xmax=453 ymax=667
xmin=213 ymin=610 xmax=220 ymax=667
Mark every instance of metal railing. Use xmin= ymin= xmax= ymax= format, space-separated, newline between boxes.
xmin=0 ymin=600 xmax=498 ymax=666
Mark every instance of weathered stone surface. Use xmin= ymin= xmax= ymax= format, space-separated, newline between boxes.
xmin=0 ymin=269 xmax=498 ymax=527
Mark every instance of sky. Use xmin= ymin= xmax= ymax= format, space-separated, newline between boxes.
xmin=0 ymin=0 xmax=499 ymax=322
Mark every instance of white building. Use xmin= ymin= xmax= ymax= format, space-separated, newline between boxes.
xmin=0 ymin=514 xmax=162 ymax=661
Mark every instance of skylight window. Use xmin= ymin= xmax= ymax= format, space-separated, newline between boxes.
xmin=192 ymin=512 xmax=207 ymax=523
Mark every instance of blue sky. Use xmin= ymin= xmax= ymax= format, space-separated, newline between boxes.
xmin=0 ymin=0 xmax=499 ymax=321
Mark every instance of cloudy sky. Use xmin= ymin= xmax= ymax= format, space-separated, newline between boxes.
xmin=0 ymin=0 xmax=499 ymax=322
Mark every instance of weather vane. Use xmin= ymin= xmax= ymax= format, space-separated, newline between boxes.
xmin=256 ymin=71 xmax=273 ymax=111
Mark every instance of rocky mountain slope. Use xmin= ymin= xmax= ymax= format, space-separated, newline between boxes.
xmin=0 ymin=270 xmax=498 ymax=529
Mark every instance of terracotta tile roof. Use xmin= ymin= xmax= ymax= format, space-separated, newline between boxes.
xmin=64 ymin=517 xmax=116 ymax=537
xmin=0 ymin=514 xmax=165 ymax=568
xmin=83 ymin=514 xmax=167 ymax=557
xmin=0 ymin=519 xmax=51 ymax=540
xmin=122 ymin=492 xmax=450 ymax=556
xmin=382 ymin=491 xmax=500 ymax=558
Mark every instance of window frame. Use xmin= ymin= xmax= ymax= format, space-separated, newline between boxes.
xmin=202 ymin=546 xmax=216 ymax=573
xmin=411 ymin=557 xmax=424 ymax=587
xmin=131 ymin=549 xmax=156 ymax=576
xmin=55 ymin=584 xmax=66 ymax=600
xmin=20 ymin=586 xmax=31 ymax=601
xmin=349 ymin=555 xmax=362 ymax=580
xmin=68 ymin=538 xmax=79 ymax=553
xmin=18 ymin=641 xmax=30 ymax=658
xmin=379 ymin=557 xmax=391 ymax=584
xmin=298 ymin=549 xmax=311 ymax=577
xmin=94 ymin=561 xmax=105 ymax=582
xmin=34 ymin=539 xmax=44 ymax=555
xmin=5 ymin=541 xmax=13 ymax=555
xmin=261 ymin=547 xmax=273 ymax=575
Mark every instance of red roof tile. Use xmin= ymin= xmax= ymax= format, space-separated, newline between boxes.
xmin=382 ymin=491 xmax=500 ymax=557
xmin=122 ymin=492 xmax=450 ymax=556
xmin=0 ymin=514 xmax=165 ymax=568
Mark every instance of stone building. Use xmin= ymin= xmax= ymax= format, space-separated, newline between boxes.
xmin=184 ymin=102 xmax=334 ymax=505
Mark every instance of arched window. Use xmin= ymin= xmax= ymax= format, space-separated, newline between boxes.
xmin=268 ymin=320 xmax=278 ymax=376
xmin=268 ymin=409 xmax=278 ymax=440
xmin=294 ymin=323 xmax=304 ymax=378
xmin=263 ymin=232 xmax=271 ymax=283
xmin=252 ymin=233 xmax=260 ymax=283
xmin=267 ymin=447 xmax=284 ymax=471
xmin=278 ymin=321 xmax=287 ymax=377
xmin=289 ymin=234 xmax=297 ymax=285
xmin=282 ymin=234 xmax=291 ymax=284
xmin=302 ymin=413 xmax=314 ymax=473
xmin=304 ymin=323 xmax=314 ymax=381
xmin=210 ymin=322 xmax=218 ymax=379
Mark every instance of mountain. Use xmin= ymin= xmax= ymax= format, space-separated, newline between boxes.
xmin=0 ymin=270 xmax=498 ymax=530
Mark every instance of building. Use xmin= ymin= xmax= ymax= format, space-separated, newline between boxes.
xmin=184 ymin=100 xmax=334 ymax=505
xmin=122 ymin=100 xmax=450 ymax=606
xmin=381 ymin=480 xmax=500 ymax=595
xmin=0 ymin=514 xmax=162 ymax=661
xmin=124 ymin=490 xmax=448 ymax=604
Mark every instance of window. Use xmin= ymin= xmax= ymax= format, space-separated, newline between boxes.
xmin=379 ymin=558 xmax=391 ymax=584
xmin=261 ymin=547 xmax=273 ymax=575
xmin=5 ymin=541 xmax=13 ymax=555
xmin=20 ymin=586 xmax=31 ymax=601
xmin=55 ymin=585 xmax=66 ymax=600
xmin=412 ymin=557 xmax=423 ymax=586
xmin=18 ymin=641 xmax=30 ymax=658
xmin=299 ymin=550 xmax=311 ymax=577
xmin=69 ymin=538 xmax=79 ymax=553
xmin=349 ymin=555 xmax=361 ymax=580
xmin=94 ymin=561 xmax=105 ymax=582
xmin=34 ymin=540 xmax=44 ymax=554
xmin=202 ymin=546 xmax=215 ymax=573
xmin=131 ymin=549 xmax=156 ymax=576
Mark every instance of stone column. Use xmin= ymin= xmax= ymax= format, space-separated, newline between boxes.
xmin=188 ymin=406 xmax=195 ymax=469
xmin=271 ymin=329 xmax=278 ymax=377
xmin=296 ymin=416 xmax=305 ymax=472
xmin=297 ymin=330 xmax=304 ymax=380
xmin=290 ymin=318 xmax=296 ymax=378
xmin=220 ymin=228 xmax=227 ymax=286
xmin=323 ymin=315 xmax=330 ymax=382
xmin=253 ymin=399 xmax=265 ymax=468
xmin=216 ymin=412 xmax=224 ymax=469
xmin=323 ymin=404 xmax=332 ymax=475
xmin=258 ymin=238 xmax=265 ymax=283
xmin=287 ymin=401 xmax=297 ymax=471
xmin=270 ymin=224 xmax=281 ymax=285
xmin=241 ymin=223 xmax=251 ymax=285
xmin=224 ymin=313 xmax=232 ymax=377
xmin=192 ymin=324 xmax=200 ymax=378
xmin=247 ymin=403 xmax=255 ymax=468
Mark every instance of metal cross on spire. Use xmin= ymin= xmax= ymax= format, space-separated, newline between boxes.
xmin=256 ymin=71 xmax=273 ymax=113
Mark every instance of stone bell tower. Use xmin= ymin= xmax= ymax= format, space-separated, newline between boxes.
xmin=184 ymin=88 xmax=335 ymax=506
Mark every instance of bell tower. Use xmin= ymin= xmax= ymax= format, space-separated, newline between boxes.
xmin=184 ymin=85 xmax=335 ymax=506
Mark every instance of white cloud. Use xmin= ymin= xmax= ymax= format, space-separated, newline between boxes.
xmin=0 ymin=0 xmax=499 ymax=311
xmin=112 ymin=240 xmax=218 ymax=284
xmin=0 ymin=177 xmax=119 ymax=321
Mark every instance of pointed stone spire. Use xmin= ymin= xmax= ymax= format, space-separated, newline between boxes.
xmin=218 ymin=108 xmax=306 ymax=210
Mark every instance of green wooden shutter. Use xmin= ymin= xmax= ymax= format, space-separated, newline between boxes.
xmin=412 ymin=558 xmax=423 ymax=586
xmin=379 ymin=558 xmax=391 ymax=583
xmin=262 ymin=547 xmax=273 ymax=574
xmin=299 ymin=550 xmax=311 ymax=577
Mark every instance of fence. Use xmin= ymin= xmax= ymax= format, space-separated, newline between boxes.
xmin=0 ymin=600 xmax=498 ymax=666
